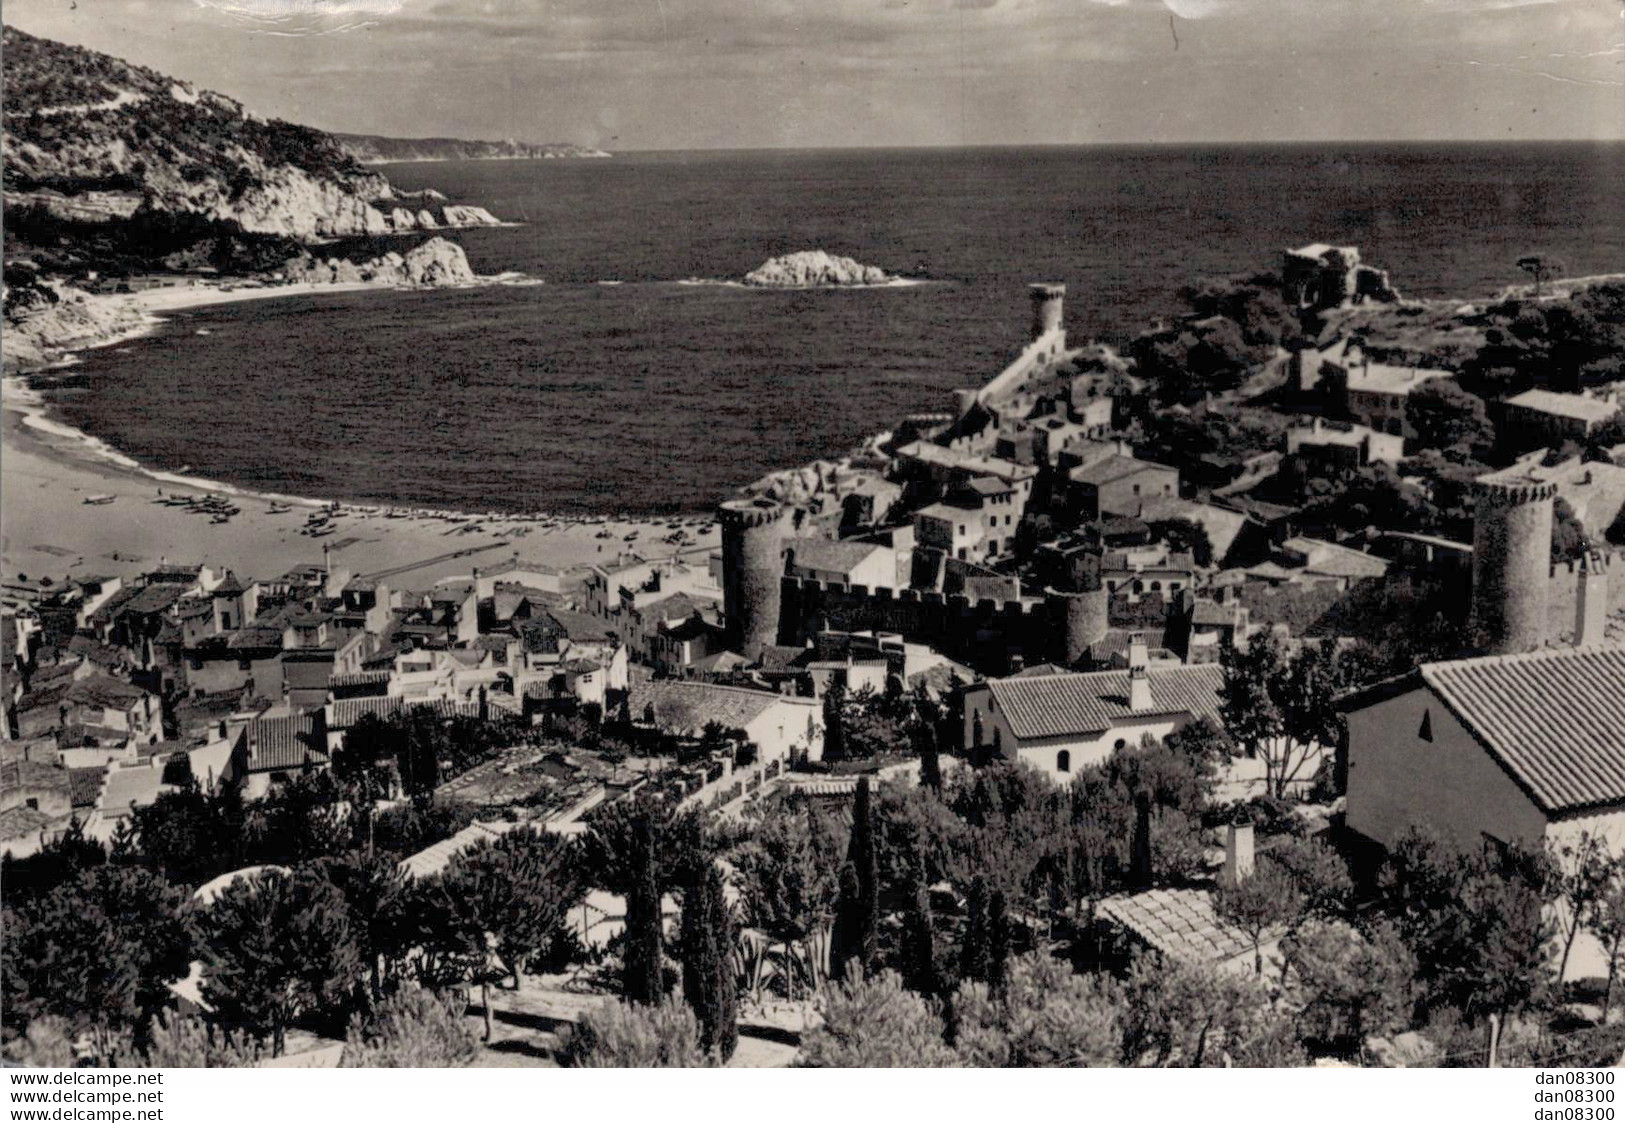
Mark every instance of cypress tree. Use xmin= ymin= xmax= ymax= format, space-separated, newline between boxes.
xmin=1130 ymin=792 xmax=1153 ymax=890
xmin=847 ymin=777 xmax=880 ymax=975
xmin=917 ymin=722 xmax=942 ymax=792
xmin=706 ymin=867 xmax=739 ymax=1061
xmin=679 ymin=866 xmax=737 ymax=1060
xmin=986 ymin=888 xmax=1011 ymax=994
xmin=822 ymin=682 xmax=847 ymax=763
xmin=959 ymin=875 xmax=989 ymax=985
xmin=900 ymin=849 xmax=939 ymax=998
xmin=623 ymin=815 xmax=663 ymax=1005
xmin=829 ymin=862 xmax=864 ymax=984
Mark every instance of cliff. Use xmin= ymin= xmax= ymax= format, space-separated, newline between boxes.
xmin=336 ymin=134 xmax=610 ymax=164
xmin=1 ymin=277 xmax=153 ymax=371
xmin=0 ymin=26 xmax=504 ymax=260
xmin=743 ymin=251 xmax=897 ymax=288
xmin=281 ymin=237 xmax=477 ymax=286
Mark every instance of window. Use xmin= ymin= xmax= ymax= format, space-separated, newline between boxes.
xmin=1113 ymin=738 xmax=1126 ymax=752
xmin=1056 ymin=750 xmax=1071 ymax=773
xmin=1150 ymin=581 xmax=1161 ymax=592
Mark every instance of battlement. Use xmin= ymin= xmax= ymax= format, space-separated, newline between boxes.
xmin=718 ymin=497 xmax=785 ymax=529
xmin=1029 ymin=282 xmax=1066 ymax=301
xmin=1472 ymin=477 xmax=1559 ymax=506
xmin=780 ymin=575 xmax=1043 ymax=617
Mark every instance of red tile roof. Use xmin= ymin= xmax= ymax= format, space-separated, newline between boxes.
xmin=985 ymin=664 xmax=1225 ymax=741
xmin=247 ymin=714 xmax=328 ymax=773
xmin=1421 ymin=644 xmax=1625 ymax=814
xmin=630 ymin=679 xmax=815 ymax=736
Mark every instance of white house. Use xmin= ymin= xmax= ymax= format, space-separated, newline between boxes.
xmin=962 ymin=636 xmax=1225 ymax=784
xmin=1343 ymin=643 xmax=1625 ymax=979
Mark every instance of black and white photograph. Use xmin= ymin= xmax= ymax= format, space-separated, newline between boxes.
xmin=1 ymin=0 xmax=1624 ymax=1094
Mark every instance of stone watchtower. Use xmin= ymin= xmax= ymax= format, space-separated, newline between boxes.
xmin=1470 ymin=474 xmax=1557 ymax=654
xmin=718 ymin=497 xmax=791 ymax=657
xmin=1046 ymin=584 xmax=1108 ymax=668
xmin=1029 ymin=283 xmax=1066 ymax=341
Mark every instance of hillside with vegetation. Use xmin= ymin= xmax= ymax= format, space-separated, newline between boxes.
xmin=336 ymin=134 xmax=609 ymax=164
xmin=1 ymin=25 xmax=502 ymax=269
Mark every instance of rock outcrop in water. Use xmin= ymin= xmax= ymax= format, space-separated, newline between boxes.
xmin=743 ymin=251 xmax=897 ymax=288
xmin=281 ymin=237 xmax=477 ymax=287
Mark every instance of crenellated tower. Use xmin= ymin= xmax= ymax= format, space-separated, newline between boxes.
xmin=1470 ymin=474 xmax=1557 ymax=654
xmin=719 ymin=497 xmax=791 ymax=657
xmin=1029 ymin=282 xmax=1066 ymax=341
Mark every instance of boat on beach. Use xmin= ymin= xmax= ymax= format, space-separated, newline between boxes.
xmin=83 ymin=493 xmax=116 ymax=506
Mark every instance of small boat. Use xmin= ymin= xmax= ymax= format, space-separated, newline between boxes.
xmin=210 ymin=514 xmax=231 ymax=524
xmin=83 ymin=494 xmax=116 ymax=506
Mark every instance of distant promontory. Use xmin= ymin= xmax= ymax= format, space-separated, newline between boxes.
xmin=743 ymin=251 xmax=899 ymax=288
xmin=336 ymin=135 xmax=611 ymax=164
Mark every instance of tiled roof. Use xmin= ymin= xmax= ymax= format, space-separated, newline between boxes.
xmin=1099 ymin=888 xmax=1265 ymax=966
xmin=0 ymin=805 xmax=57 ymax=843
xmin=1 ymin=760 xmax=71 ymax=796
xmin=397 ymin=821 xmax=517 ymax=881
xmin=1420 ymin=644 xmax=1625 ymax=814
xmin=786 ymin=539 xmax=886 ymax=577
xmin=1504 ymin=389 xmax=1621 ymax=425
xmin=985 ymin=664 xmax=1225 ymax=741
xmin=1136 ymin=497 xmax=1252 ymax=564
xmin=120 ymin=585 xmax=189 ymax=616
xmin=327 ymin=695 xmax=482 ymax=730
xmin=629 ymin=679 xmax=815 ymax=737
xmin=68 ymin=767 xmax=106 ymax=808
xmin=247 ymin=714 xmax=328 ymax=773
xmin=1070 ymin=455 xmax=1175 ymax=487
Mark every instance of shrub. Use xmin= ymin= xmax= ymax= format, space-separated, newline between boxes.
xmin=340 ymin=986 xmax=477 ymax=1068
xmin=558 ymin=999 xmax=710 ymax=1068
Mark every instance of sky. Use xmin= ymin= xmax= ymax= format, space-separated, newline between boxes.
xmin=4 ymin=0 xmax=1623 ymax=149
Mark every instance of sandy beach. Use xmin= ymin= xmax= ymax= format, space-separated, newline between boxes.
xmin=1 ymin=281 xmax=721 ymax=593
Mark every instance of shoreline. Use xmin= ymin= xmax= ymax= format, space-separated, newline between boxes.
xmin=2 ymin=279 xmax=721 ymax=590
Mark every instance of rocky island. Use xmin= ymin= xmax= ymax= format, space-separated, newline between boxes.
xmin=743 ymin=250 xmax=900 ymax=288
xmin=281 ymin=237 xmax=478 ymax=287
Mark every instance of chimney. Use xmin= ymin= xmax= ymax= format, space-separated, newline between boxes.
xmin=1223 ymin=820 xmax=1256 ymax=886
xmin=1128 ymin=633 xmax=1152 ymax=712
xmin=1576 ymin=552 xmax=1610 ymax=647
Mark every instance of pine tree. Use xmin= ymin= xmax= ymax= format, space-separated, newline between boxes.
xmin=623 ymin=815 xmax=664 ymax=1005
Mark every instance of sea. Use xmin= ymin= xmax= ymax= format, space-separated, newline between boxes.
xmin=36 ymin=143 xmax=1625 ymax=517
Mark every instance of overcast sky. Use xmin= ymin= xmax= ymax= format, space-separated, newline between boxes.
xmin=6 ymin=0 xmax=1622 ymax=149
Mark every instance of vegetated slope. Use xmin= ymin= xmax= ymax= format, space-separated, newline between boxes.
xmin=336 ymin=134 xmax=609 ymax=164
xmin=1 ymin=25 xmax=500 ymax=250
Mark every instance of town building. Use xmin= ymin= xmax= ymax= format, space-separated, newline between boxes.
xmin=629 ymin=679 xmax=824 ymax=765
xmin=1283 ymin=417 xmax=1405 ymax=468
xmin=961 ymin=637 xmax=1225 ymax=784
xmin=1498 ymin=390 xmax=1622 ymax=455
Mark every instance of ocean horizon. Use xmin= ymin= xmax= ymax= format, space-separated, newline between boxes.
xmin=35 ymin=142 xmax=1625 ymax=517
